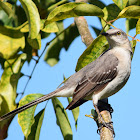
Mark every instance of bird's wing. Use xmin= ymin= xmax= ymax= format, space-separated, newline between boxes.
xmin=66 ymin=53 xmax=119 ymax=110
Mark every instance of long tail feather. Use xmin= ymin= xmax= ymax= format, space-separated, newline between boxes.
xmin=0 ymin=87 xmax=63 ymax=121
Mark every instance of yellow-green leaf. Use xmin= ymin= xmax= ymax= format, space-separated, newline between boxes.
xmin=18 ymin=93 xmax=43 ymax=139
xmin=113 ymin=0 xmax=128 ymax=10
xmin=67 ymin=97 xmax=79 ymax=130
xmin=101 ymin=4 xmax=121 ymax=31
xmin=28 ymin=109 xmax=45 ymax=140
xmin=131 ymin=40 xmax=136 ymax=59
xmin=40 ymin=20 xmax=58 ymax=33
xmin=52 ymin=98 xmax=73 ymax=140
xmin=136 ymin=18 xmax=140 ymax=34
xmin=45 ymin=2 xmax=104 ymax=25
xmin=19 ymin=20 xmax=58 ymax=33
xmin=76 ymin=35 xmax=109 ymax=72
xmin=0 ymin=25 xmax=25 ymax=59
xmin=27 ymin=33 xmax=41 ymax=50
xmin=118 ymin=5 xmax=140 ymax=19
xmin=0 ymin=53 xmax=27 ymax=128
xmin=0 ymin=1 xmax=14 ymax=18
xmin=19 ymin=0 xmax=40 ymax=39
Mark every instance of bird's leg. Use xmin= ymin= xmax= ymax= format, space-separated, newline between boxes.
xmin=93 ymin=103 xmax=115 ymax=136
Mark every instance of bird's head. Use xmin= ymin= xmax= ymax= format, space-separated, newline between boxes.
xmin=101 ymin=28 xmax=130 ymax=48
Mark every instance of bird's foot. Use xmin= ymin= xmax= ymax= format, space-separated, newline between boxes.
xmin=97 ymin=121 xmax=115 ymax=137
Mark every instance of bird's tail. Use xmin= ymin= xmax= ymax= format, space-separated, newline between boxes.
xmin=0 ymin=87 xmax=64 ymax=121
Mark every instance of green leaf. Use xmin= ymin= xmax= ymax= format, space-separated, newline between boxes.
xmin=44 ymin=23 xmax=79 ymax=66
xmin=67 ymin=97 xmax=79 ymax=130
xmin=136 ymin=18 xmax=140 ymax=34
xmin=113 ymin=0 xmax=128 ymax=10
xmin=0 ymin=53 xmax=27 ymax=128
xmin=45 ymin=2 xmax=104 ymax=25
xmin=19 ymin=0 xmax=40 ymax=39
xmin=52 ymin=98 xmax=73 ymax=140
xmin=28 ymin=109 xmax=45 ymax=140
xmin=101 ymin=4 xmax=121 ymax=31
xmin=88 ymin=0 xmax=106 ymax=9
xmin=127 ymin=0 xmax=140 ymax=6
xmin=27 ymin=33 xmax=41 ymax=50
xmin=0 ymin=25 xmax=25 ymax=59
xmin=18 ymin=93 xmax=44 ymax=139
xmin=91 ymin=26 xmax=101 ymax=36
xmin=118 ymin=5 xmax=140 ymax=19
xmin=131 ymin=40 xmax=136 ymax=59
xmin=126 ymin=18 xmax=138 ymax=33
xmin=0 ymin=1 xmax=14 ymax=18
xmin=76 ymin=35 xmax=109 ymax=72
xmin=40 ymin=20 xmax=59 ymax=33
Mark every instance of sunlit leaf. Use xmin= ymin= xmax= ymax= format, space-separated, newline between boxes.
xmin=27 ymin=33 xmax=41 ymax=50
xmin=136 ymin=18 xmax=140 ymax=34
xmin=67 ymin=97 xmax=79 ymax=130
xmin=0 ymin=1 xmax=14 ymax=18
xmin=40 ymin=20 xmax=58 ymax=33
xmin=19 ymin=0 xmax=40 ymax=39
xmin=18 ymin=93 xmax=43 ymax=139
xmin=45 ymin=2 xmax=104 ymax=25
xmin=28 ymin=109 xmax=45 ymax=140
xmin=52 ymin=98 xmax=73 ymax=140
xmin=0 ymin=54 xmax=27 ymax=138
xmin=118 ymin=5 xmax=140 ymax=19
xmin=0 ymin=25 xmax=25 ymax=59
xmin=113 ymin=0 xmax=128 ymax=10
xmin=101 ymin=4 xmax=121 ymax=31
xmin=76 ymin=35 xmax=109 ymax=71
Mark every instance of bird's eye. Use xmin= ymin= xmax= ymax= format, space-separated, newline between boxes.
xmin=116 ymin=31 xmax=121 ymax=35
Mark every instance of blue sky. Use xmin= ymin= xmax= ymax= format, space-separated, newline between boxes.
xmin=4 ymin=0 xmax=140 ymax=140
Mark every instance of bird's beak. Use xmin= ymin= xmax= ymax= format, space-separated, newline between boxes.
xmin=101 ymin=32 xmax=109 ymax=36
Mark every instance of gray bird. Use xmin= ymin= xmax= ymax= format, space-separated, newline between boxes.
xmin=0 ymin=29 xmax=132 ymax=131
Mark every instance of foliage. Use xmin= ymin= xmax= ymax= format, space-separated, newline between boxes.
xmin=0 ymin=0 xmax=139 ymax=139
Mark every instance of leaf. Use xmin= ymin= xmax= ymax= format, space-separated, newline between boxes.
xmin=27 ymin=33 xmax=41 ymax=50
xmin=76 ymin=35 xmax=109 ymax=72
xmin=126 ymin=18 xmax=138 ymax=33
xmin=28 ymin=109 xmax=45 ymax=140
xmin=44 ymin=23 xmax=79 ymax=66
xmin=19 ymin=0 xmax=40 ymax=39
xmin=101 ymin=4 xmax=121 ymax=31
xmin=91 ymin=26 xmax=101 ymax=36
xmin=0 ymin=1 xmax=14 ymax=18
xmin=118 ymin=5 xmax=140 ymax=19
xmin=131 ymin=40 xmax=136 ymax=59
xmin=18 ymin=93 xmax=43 ymax=139
xmin=0 ymin=54 xmax=27 ymax=138
xmin=45 ymin=2 xmax=104 ymax=25
xmin=127 ymin=0 xmax=140 ymax=6
xmin=136 ymin=18 xmax=140 ymax=34
xmin=113 ymin=0 xmax=128 ymax=10
xmin=0 ymin=25 xmax=25 ymax=59
xmin=67 ymin=97 xmax=79 ymax=130
xmin=52 ymin=98 xmax=73 ymax=140
xmin=88 ymin=0 xmax=106 ymax=9
xmin=40 ymin=20 xmax=59 ymax=33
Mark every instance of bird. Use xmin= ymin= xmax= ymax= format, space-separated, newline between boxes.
xmin=0 ymin=28 xmax=132 ymax=132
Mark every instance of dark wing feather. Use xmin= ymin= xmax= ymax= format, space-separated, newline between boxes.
xmin=66 ymin=53 xmax=118 ymax=110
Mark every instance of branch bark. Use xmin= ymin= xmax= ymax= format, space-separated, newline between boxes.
xmin=74 ymin=0 xmax=114 ymax=139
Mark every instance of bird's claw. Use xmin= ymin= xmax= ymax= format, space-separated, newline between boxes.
xmin=97 ymin=121 xmax=115 ymax=137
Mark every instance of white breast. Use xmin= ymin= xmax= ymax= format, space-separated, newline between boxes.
xmin=92 ymin=47 xmax=131 ymax=105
